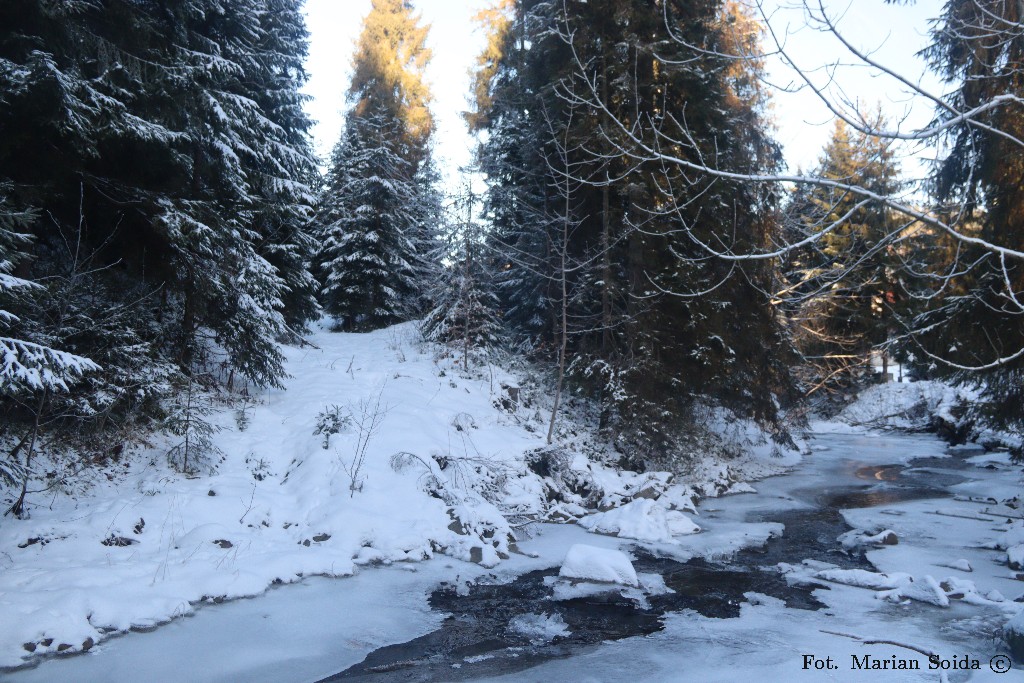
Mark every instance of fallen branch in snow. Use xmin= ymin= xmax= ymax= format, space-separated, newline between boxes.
xmin=821 ymin=630 xmax=949 ymax=683
xmin=926 ymin=509 xmax=997 ymax=522
xmin=838 ymin=409 xmax=922 ymax=429
xmin=954 ymin=495 xmax=1000 ymax=505
xmin=285 ymin=325 xmax=321 ymax=350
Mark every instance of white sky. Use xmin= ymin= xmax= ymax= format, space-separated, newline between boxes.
xmin=301 ymin=0 xmax=946 ymax=183
xmin=757 ymin=0 xmax=943 ymax=178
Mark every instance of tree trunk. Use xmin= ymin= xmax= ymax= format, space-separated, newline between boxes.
xmin=7 ymin=390 xmax=48 ymax=518
xmin=548 ymin=163 xmax=572 ymax=445
xmin=547 ymin=248 xmax=568 ymax=445
xmin=600 ymin=56 xmax=614 ymax=356
xmin=463 ymin=198 xmax=473 ymax=372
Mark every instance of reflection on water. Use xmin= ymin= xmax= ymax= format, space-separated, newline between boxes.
xmin=829 ymin=459 xmax=968 ymax=508
xmin=854 ymin=464 xmax=904 ymax=482
xmin=822 ymin=486 xmax=943 ymax=509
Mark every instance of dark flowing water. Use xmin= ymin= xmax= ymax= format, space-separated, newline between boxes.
xmin=317 ymin=451 xmax=964 ymax=683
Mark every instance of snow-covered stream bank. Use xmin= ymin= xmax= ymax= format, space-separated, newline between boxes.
xmin=6 ymin=429 xmax=1023 ymax=682
xmin=1 ymin=323 xmax=788 ymax=674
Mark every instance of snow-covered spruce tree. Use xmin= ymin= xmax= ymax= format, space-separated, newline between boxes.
xmin=0 ymin=188 xmax=98 ymax=399
xmin=3 ymin=259 xmax=177 ymax=515
xmin=347 ymin=0 xmax=434 ymax=167
xmin=471 ymin=1 xmax=558 ymax=348
xmin=314 ymin=0 xmax=439 ymax=331
xmin=316 ymin=113 xmax=420 ymax=331
xmin=471 ymin=0 xmax=797 ymax=463
xmin=0 ymin=0 xmax=317 ymax=388
xmin=909 ymin=0 xmax=1024 ymax=428
xmin=0 ymin=0 xmax=319 ymax=505
xmin=156 ymin=0 xmax=320 ymax=387
xmin=406 ymin=158 xmax=445 ymax=319
xmin=0 ymin=188 xmax=100 ymax=510
xmin=422 ymin=189 xmax=501 ymax=370
xmin=786 ymin=119 xmax=904 ymax=397
xmin=246 ymin=0 xmax=321 ymax=335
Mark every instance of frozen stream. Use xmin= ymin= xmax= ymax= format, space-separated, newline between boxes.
xmin=6 ymin=430 xmax=1023 ymax=682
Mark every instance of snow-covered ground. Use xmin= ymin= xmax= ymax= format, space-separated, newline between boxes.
xmin=818 ymin=380 xmax=970 ymax=432
xmin=0 ymin=322 xmax=793 ymax=673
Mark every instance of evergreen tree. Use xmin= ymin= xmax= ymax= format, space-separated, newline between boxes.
xmin=348 ymin=0 xmax=434 ymax=167
xmin=0 ymin=187 xmax=98 ymax=398
xmin=316 ymin=114 xmax=419 ymax=330
xmin=473 ymin=0 xmax=563 ymax=347
xmin=314 ymin=0 xmax=439 ymax=331
xmin=248 ymin=0 xmax=322 ymax=333
xmin=914 ymin=0 xmax=1024 ymax=426
xmin=422 ymin=188 xmax=501 ymax=369
xmin=0 ymin=0 xmax=318 ymax=502
xmin=788 ymin=119 xmax=904 ymax=394
xmin=472 ymin=0 xmax=796 ymax=462
xmin=0 ymin=0 xmax=317 ymax=388
xmin=406 ymin=158 xmax=445 ymax=317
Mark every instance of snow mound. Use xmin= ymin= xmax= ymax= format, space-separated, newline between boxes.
xmin=876 ymin=575 xmax=949 ymax=607
xmin=838 ymin=528 xmax=898 ymax=550
xmin=835 ymin=380 xmax=969 ymax=431
xmin=939 ymin=559 xmax=973 ymax=573
xmin=1008 ymin=545 xmax=1024 ymax=570
xmin=1000 ymin=521 xmax=1024 ymax=549
xmin=559 ymin=544 xmax=638 ymax=587
xmin=815 ymin=568 xmax=912 ymax=590
xmin=173 ymin=523 xmax=236 ymax=551
xmin=577 ymin=499 xmax=700 ymax=544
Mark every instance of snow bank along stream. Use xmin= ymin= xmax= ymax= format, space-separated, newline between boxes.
xmin=8 ymin=430 xmax=1023 ymax=682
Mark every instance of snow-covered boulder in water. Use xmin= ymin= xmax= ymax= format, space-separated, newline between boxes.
xmin=559 ymin=544 xmax=638 ymax=587
xmin=1005 ymin=610 xmax=1024 ymax=664
xmin=1008 ymin=544 xmax=1024 ymax=571
xmin=577 ymin=499 xmax=700 ymax=543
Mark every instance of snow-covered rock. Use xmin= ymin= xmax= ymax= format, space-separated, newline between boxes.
xmin=1008 ymin=544 xmax=1024 ymax=570
xmin=838 ymin=528 xmax=898 ymax=550
xmin=1004 ymin=609 xmax=1024 ymax=664
xmin=877 ymin=575 xmax=949 ymax=607
xmin=815 ymin=568 xmax=912 ymax=590
xmin=559 ymin=544 xmax=638 ymax=587
xmin=577 ymin=499 xmax=700 ymax=544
